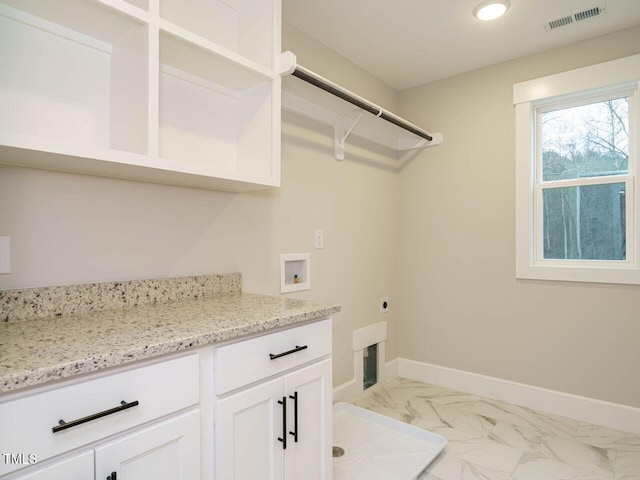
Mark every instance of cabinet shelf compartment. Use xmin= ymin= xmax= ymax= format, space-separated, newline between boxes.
xmin=0 ymin=0 xmax=148 ymax=156
xmin=159 ymin=0 xmax=276 ymax=70
xmin=159 ymin=32 xmax=280 ymax=185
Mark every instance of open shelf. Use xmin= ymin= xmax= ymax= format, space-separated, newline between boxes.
xmin=0 ymin=0 xmax=282 ymax=192
xmin=159 ymin=32 xmax=279 ymax=182
xmin=159 ymin=0 xmax=275 ymax=69
xmin=0 ymin=0 xmax=148 ymax=155
xmin=159 ymin=28 xmax=274 ymax=91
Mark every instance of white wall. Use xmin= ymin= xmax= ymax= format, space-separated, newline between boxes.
xmin=0 ymin=26 xmax=399 ymax=388
xmin=4 ymin=18 xmax=639 ymax=409
xmin=397 ymin=26 xmax=640 ymax=408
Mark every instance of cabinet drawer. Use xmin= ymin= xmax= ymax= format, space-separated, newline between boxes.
xmin=0 ymin=354 xmax=199 ymax=476
xmin=215 ymin=319 xmax=331 ymax=394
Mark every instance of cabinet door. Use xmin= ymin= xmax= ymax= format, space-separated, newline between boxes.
xmin=9 ymin=451 xmax=93 ymax=480
xmin=95 ymin=410 xmax=199 ymax=480
xmin=283 ymin=359 xmax=332 ymax=480
xmin=216 ymin=378 xmax=284 ymax=480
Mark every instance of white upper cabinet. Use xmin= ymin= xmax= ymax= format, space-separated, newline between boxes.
xmin=0 ymin=0 xmax=281 ymax=192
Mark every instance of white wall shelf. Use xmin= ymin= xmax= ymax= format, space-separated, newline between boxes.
xmin=0 ymin=0 xmax=281 ymax=192
xmin=279 ymin=52 xmax=442 ymax=161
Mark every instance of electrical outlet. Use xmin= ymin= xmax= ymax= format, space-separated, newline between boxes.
xmin=380 ymin=296 xmax=389 ymax=313
xmin=314 ymin=229 xmax=324 ymax=249
xmin=0 ymin=236 xmax=10 ymax=274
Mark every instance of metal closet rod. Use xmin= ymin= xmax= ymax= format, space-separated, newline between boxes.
xmin=291 ymin=66 xmax=433 ymax=142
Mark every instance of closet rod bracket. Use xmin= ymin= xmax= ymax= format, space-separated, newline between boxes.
xmin=334 ymin=112 xmax=365 ymax=160
xmin=334 ymin=127 xmax=346 ymax=161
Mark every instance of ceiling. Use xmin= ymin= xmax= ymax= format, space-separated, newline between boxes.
xmin=282 ymin=0 xmax=640 ymax=90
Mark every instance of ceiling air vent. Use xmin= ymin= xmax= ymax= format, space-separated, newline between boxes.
xmin=574 ymin=6 xmax=604 ymax=22
xmin=545 ymin=3 xmax=607 ymax=31
xmin=548 ymin=15 xmax=573 ymax=30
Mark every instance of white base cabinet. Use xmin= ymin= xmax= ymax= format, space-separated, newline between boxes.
xmin=283 ymin=360 xmax=332 ymax=480
xmin=0 ymin=354 xmax=200 ymax=480
xmin=96 ymin=411 xmax=200 ymax=480
xmin=11 ymin=412 xmax=199 ymax=480
xmin=1 ymin=318 xmax=333 ymax=480
xmin=216 ymin=359 xmax=331 ymax=480
xmin=214 ymin=320 xmax=332 ymax=480
xmin=217 ymin=377 xmax=284 ymax=479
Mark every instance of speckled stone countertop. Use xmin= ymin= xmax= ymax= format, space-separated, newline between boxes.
xmin=0 ymin=274 xmax=340 ymax=394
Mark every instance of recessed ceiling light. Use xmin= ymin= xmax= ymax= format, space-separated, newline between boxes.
xmin=474 ymin=0 xmax=510 ymax=21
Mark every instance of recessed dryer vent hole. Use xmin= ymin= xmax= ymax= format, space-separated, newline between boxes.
xmin=363 ymin=343 xmax=378 ymax=390
xmin=353 ymin=322 xmax=387 ymax=395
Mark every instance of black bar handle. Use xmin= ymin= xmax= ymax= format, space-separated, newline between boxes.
xmin=289 ymin=391 xmax=298 ymax=442
xmin=269 ymin=345 xmax=308 ymax=361
xmin=53 ymin=400 xmax=139 ymax=433
xmin=107 ymin=472 xmax=117 ymax=480
xmin=277 ymin=396 xmax=287 ymax=449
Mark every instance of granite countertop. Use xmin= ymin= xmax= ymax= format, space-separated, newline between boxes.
xmin=0 ymin=274 xmax=340 ymax=395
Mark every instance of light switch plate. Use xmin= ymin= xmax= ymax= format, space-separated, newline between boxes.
xmin=0 ymin=236 xmax=10 ymax=274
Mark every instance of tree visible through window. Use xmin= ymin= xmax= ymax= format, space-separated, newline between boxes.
xmin=539 ymin=96 xmax=629 ymax=261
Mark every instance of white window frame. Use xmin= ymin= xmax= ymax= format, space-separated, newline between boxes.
xmin=515 ymin=54 xmax=640 ymax=284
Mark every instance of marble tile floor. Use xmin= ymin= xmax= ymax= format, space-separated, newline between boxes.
xmin=351 ymin=378 xmax=640 ymax=480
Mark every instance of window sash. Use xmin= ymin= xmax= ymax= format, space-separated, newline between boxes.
xmin=534 ymin=87 xmax=635 ymax=184
xmin=531 ymin=84 xmax=637 ymax=270
xmin=534 ymin=175 xmax=634 ymax=267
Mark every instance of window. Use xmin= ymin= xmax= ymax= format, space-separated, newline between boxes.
xmin=515 ymin=54 xmax=640 ymax=284
xmin=539 ymin=93 xmax=630 ymax=262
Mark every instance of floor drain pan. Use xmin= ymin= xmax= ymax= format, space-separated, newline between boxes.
xmin=332 ymin=402 xmax=447 ymax=480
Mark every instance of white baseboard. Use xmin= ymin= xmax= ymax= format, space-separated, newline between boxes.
xmin=397 ymin=358 xmax=640 ymax=435
xmin=385 ymin=357 xmax=400 ymax=379
xmin=332 ymin=378 xmax=359 ymax=403
xmin=332 ymin=358 xmax=400 ymax=403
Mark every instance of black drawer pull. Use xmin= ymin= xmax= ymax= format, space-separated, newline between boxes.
xmin=107 ymin=472 xmax=117 ymax=480
xmin=277 ymin=396 xmax=287 ymax=450
xmin=289 ymin=391 xmax=298 ymax=442
xmin=52 ymin=400 xmax=139 ymax=433
xmin=269 ymin=345 xmax=308 ymax=360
